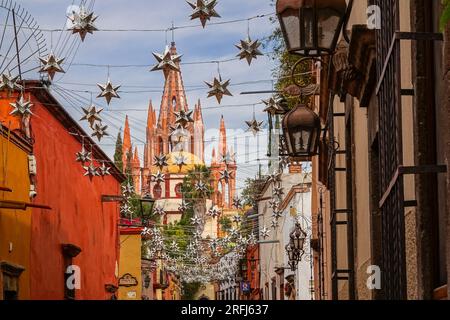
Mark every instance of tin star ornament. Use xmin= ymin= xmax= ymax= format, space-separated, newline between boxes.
xmin=154 ymin=206 xmax=166 ymax=216
xmin=0 ymin=73 xmax=23 ymax=93
xmin=178 ymin=201 xmax=190 ymax=213
xmin=9 ymin=95 xmax=33 ymax=117
xmin=151 ymin=171 xmax=166 ymax=184
xmin=154 ymin=154 xmax=169 ymax=169
xmin=219 ymin=169 xmax=232 ymax=183
xmin=68 ymin=6 xmax=98 ymax=41
xmin=272 ymin=211 xmax=283 ymax=220
xmin=174 ymin=110 xmax=194 ymax=126
xmin=232 ymin=197 xmax=243 ymax=209
xmin=80 ymin=105 xmax=103 ymax=128
xmin=268 ymin=199 xmax=280 ymax=211
xmin=97 ymin=79 xmax=121 ymax=105
xmin=273 ymin=186 xmax=284 ymax=198
xmin=83 ymin=163 xmax=98 ymax=177
xmin=91 ymin=123 xmax=109 ymax=142
xmin=190 ymin=216 xmax=203 ymax=226
xmin=75 ymin=145 xmax=92 ymax=163
xmin=263 ymin=97 xmax=285 ymax=115
xmin=232 ymin=215 xmax=242 ymax=224
xmin=174 ymin=153 xmax=189 ymax=169
xmin=39 ymin=53 xmax=65 ymax=80
xmin=187 ymin=0 xmax=221 ymax=28
xmin=245 ymin=117 xmax=264 ymax=136
xmin=98 ymin=163 xmax=111 ymax=176
xmin=207 ymin=206 xmax=221 ymax=218
xmin=235 ymin=37 xmax=263 ymax=66
xmin=151 ymin=46 xmax=182 ymax=73
xmin=260 ymin=226 xmax=270 ymax=239
xmin=271 ymin=219 xmax=279 ymax=229
xmin=267 ymin=170 xmax=282 ymax=184
xmin=122 ymin=182 xmax=134 ymax=197
xmin=205 ymin=77 xmax=232 ymax=104
xmin=195 ymin=181 xmax=209 ymax=195
xmin=220 ymin=151 xmax=235 ymax=165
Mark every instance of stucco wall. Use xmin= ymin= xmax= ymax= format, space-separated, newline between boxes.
xmin=118 ymin=233 xmax=142 ymax=300
xmin=29 ymin=94 xmax=121 ymax=300
xmin=0 ymin=132 xmax=31 ymax=300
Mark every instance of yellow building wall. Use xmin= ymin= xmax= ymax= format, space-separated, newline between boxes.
xmin=118 ymin=233 xmax=142 ymax=300
xmin=0 ymin=133 xmax=31 ymax=300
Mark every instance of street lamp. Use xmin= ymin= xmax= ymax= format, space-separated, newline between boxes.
xmin=282 ymin=103 xmax=321 ymax=158
xmin=139 ymin=193 xmax=155 ymax=224
xmin=290 ymin=223 xmax=307 ymax=258
xmin=276 ymin=0 xmax=353 ymax=56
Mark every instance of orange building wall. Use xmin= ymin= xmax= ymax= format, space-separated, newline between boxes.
xmin=27 ymin=94 xmax=122 ymax=300
xmin=0 ymin=130 xmax=32 ymax=300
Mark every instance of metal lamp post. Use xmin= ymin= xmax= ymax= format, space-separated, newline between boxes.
xmin=139 ymin=193 xmax=155 ymax=225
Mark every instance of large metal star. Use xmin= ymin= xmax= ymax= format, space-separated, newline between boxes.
xmin=120 ymin=202 xmax=132 ymax=216
xmin=80 ymin=105 xmax=103 ymax=128
xmin=68 ymin=6 xmax=98 ymax=41
xmin=207 ymin=206 xmax=221 ymax=218
xmin=229 ymin=228 xmax=240 ymax=239
xmin=83 ymin=163 xmax=98 ymax=177
xmin=75 ymin=146 xmax=92 ymax=163
xmin=178 ymin=201 xmax=190 ymax=213
xmin=151 ymin=171 xmax=165 ymax=184
xmin=97 ymin=79 xmax=121 ymax=105
xmin=271 ymin=219 xmax=279 ymax=230
xmin=268 ymin=199 xmax=280 ymax=211
xmin=273 ymin=186 xmax=284 ymax=198
xmin=263 ymin=97 xmax=285 ymax=115
xmin=174 ymin=153 xmax=189 ymax=168
xmin=267 ymin=170 xmax=282 ymax=184
xmin=91 ymin=123 xmax=109 ymax=142
xmin=245 ymin=118 xmax=264 ymax=136
xmin=220 ymin=151 xmax=235 ymax=164
xmin=235 ymin=37 xmax=263 ymax=66
xmin=154 ymin=154 xmax=169 ymax=169
xmin=39 ymin=53 xmax=65 ymax=80
xmin=260 ymin=226 xmax=270 ymax=239
xmin=205 ymin=77 xmax=232 ymax=104
xmin=151 ymin=46 xmax=182 ymax=73
xmin=9 ymin=95 xmax=33 ymax=117
xmin=195 ymin=181 xmax=209 ymax=195
xmin=190 ymin=216 xmax=203 ymax=226
xmin=187 ymin=0 xmax=221 ymax=28
xmin=98 ymin=163 xmax=111 ymax=176
xmin=232 ymin=215 xmax=242 ymax=224
xmin=219 ymin=169 xmax=232 ymax=183
xmin=154 ymin=206 xmax=166 ymax=216
xmin=0 ymin=73 xmax=23 ymax=93
xmin=272 ymin=211 xmax=283 ymax=220
xmin=122 ymin=182 xmax=134 ymax=197
xmin=174 ymin=110 xmax=194 ymax=126
xmin=248 ymin=233 xmax=257 ymax=246
xmin=232 ymin=197 xmax=243 ymax=209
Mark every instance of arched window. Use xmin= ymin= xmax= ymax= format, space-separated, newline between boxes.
xmin=158 ymin=137 xmax=164 ymax=155
xmin=153 ymin=184 xmax=162 ymax=199
xmin=175 ymin=183 xmax=183 ymax=198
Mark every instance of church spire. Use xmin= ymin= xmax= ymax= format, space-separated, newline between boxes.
xmin=122 ymin=115 xmax=132 ymax=172
xmin=157 ymin=42 xmax=188 ymax=135
xmin=218 ymin=115 xmax=227 ymax=157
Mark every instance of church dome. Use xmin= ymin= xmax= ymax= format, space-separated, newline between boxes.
xmin=163 ymin=151 xmax=205 ymax=174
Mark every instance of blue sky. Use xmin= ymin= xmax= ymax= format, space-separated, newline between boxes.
xmin=18 ymin=0 xmax=279 ymax=190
